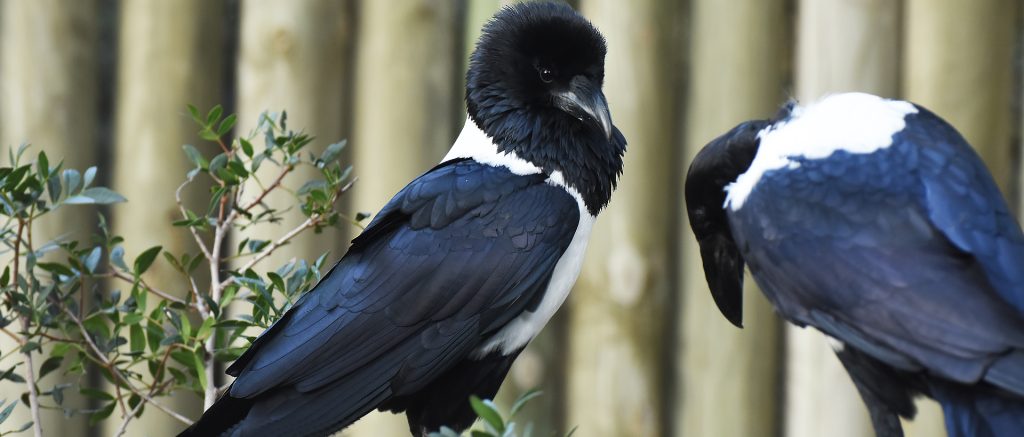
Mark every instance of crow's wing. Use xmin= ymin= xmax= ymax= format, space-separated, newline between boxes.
xmin=226 ymin=158 xmax=578 ymax=405
xmin=731 ymin=108 xmax=1024 ymax=397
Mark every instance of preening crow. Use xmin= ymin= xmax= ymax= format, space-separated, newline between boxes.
xmin=686 ymin=92 xmax=1024 ymax=437
xmin=180 ymin=3 xmax=625 ymax=436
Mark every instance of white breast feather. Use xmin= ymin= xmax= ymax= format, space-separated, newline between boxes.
xmin=443 ymin=118 xmax=595 ymax=357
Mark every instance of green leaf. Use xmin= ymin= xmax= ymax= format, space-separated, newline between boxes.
xmin=469 ymin=396 xmax=504 ymax=434
xmin=0 ymin=367 xmax=24 ymax=384
xmin=509 ymin=389 xmax=542 ymax=417
xmin=195 ymin=317 xmax=215 ymax=341
xmin=19 ymin=342 xmax=41 ymax=354
xmin=0 ymin=267 xmax=8 ymax=287
xmin=36 ymin=151 xmax=49 ymax=176
xmin=183 ymin=144 xmax=208 ymax=169
xmin=89 ymin=401 xmax=115 ymax=426
xmin=209 ymin=153 xmax=227 ymax=174
xmin=79 ymin=387 xmax=114 ymax=401
xmin=217 ymin=113 xmax=237 ymax=136
xmin=84 ymin=246 xmax=102 ymax=273
xmin=320 ymin=140 xmax=347 ymax=164
xmin=239 ymin=138 xmax=254 ymax=157
xmin=130 ymin=324 xmax=145 ymax=354
xmin=267 ymin=272 xmax=286 ymax=293
xmin=13 ymin=421 xmax=32 ymax=433
xmin=62 ymin=169 xmax=81 ymax=194
xmin=37 ymin=262 xmax=74 ymax=277
xmin=206 ymin=105 xmax=223 ymax=126
xmin=0 ymin=400 xmax=16 ymax=424
xmin=83 ymin=166 xmax=97 ymax=188
xmin=122 ymin=312 xmax=143 ymax=325
xmin=133 ymin=246 xmax=162 ymax=275
xmin=187 ymin=104 xmax=202 ymax=123
xmin=38 ymin=356 xmax=63 ymax=379
xmin=193 ymin=350 xmax=207 ymax=391
xmin=66 ymin=187 xmax=126 ymax=205
xmin=110 ymin=246 xmax=128 ymax=271
xmin=145 ymin=323 xmax=163 ymax=353
xmin=51 ymin=343 xmax=71 ymax=358
xmin=47 ymin=173 xmax=61 ymax=202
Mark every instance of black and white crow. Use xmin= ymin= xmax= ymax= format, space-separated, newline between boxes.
xmin=180 ymin=3 xmax=625 ymax=436
xmin=685 ymin=92 xmax=1024 ymax=437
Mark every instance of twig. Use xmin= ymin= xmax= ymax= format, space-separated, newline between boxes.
xmin=174 ymin=179 xmax=213 ymax=261
xmin=217 ymin=216 xmax=318 ymax=290
xmin=241 ymin=166 xmax=292 ymax=213
xmin=0 ymin=327 xmax=22 ymax=345
xmin=104 ymin=270 xmax=187 ymax=306
xmin=20 ymin=333 xmax=43 ymax=437
xmin=10 ymin=219 xmax=42 ymax=437
xmin=62 ymin=306 xmax=193 ymax=425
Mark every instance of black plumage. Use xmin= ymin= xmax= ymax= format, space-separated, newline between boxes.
xmin=181 ymin=2 xmax=625 ymax=436
xmin=686 ymin=93 xmax=1024 ymax=437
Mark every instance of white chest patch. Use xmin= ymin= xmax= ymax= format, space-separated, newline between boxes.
xmin=724 ymin=92 xmax=918 ymax=211
xmin=444 ymin=118 xmax=596 ymax=358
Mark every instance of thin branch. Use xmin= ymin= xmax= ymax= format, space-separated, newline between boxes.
xmin=241 ymin=165 xmax=293 ymax=213
xmin=0 ymin=327 xmax=22 ymax=345
xmin=20 ymin=336 xmax=43 ymax=437
xmin=174 ymin=179 xmax=213 ymax=261
xmin=62 ymin=306 xmax=193 ymax=426
xmin=10 ymin=219 xmax=41 ymax=437
xmin=217 ymin=216 xmax=318 ymax=290
xmin=104 ymin=270 xmax=187 ymax=306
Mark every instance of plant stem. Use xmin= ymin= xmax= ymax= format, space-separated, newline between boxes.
xmin=62 ymin=306 xmax=193 ymax=425
xmin=10 ymin=219 xmax=42 ymax=437
xmin=20 ymin=320 xmax=43 ymax=437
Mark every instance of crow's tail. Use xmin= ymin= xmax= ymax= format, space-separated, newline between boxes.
xmin=176 ymin=394 xmax=253 ymax=437
xmin=931 ymin=383 xmax=1024 ymax=437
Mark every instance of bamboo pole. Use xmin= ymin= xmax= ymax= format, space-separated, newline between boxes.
xmin=678 ymin=1 xmax=788 ymax=436
xmin=902 ymin=1 xmax=1017 ymax=435
xmin=0 ymin=1 xmax=98 ymax=435
xmin=110 ymin=0 xmax=226 ymax=433
xmin=787 ymin=2 xmax=900 ymax=437
xmin=342 ymin=1 xmax=460 ymax=434
xmin=565 ymin=1 xmax=682 ymax=436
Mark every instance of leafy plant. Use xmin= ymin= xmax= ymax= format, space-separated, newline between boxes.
xmin=0 ymin=107 xmax=354 ymax=436
xmin=428 ymin=390 xmax=574 ymax=437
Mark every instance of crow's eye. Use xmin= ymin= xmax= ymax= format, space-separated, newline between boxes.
xmin=539 ymin=67 xmax=555 ymax=83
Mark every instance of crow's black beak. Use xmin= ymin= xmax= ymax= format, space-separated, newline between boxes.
xmin=554 ymin=75 xmax=613 ymax=140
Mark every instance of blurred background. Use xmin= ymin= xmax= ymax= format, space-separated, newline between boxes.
xmin=0 ymin=0 xmax=1020 ymax=436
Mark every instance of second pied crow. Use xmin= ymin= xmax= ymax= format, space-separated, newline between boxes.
xmin=180 ymin=3 xmax=624 ymax=436
xmin=686 ymin=93 xmax=1024 ymax=437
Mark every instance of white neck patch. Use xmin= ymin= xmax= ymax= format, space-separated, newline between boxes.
xmin=443 ymin=119 xmax=597 ymax=357
xmin=724 ymin=92 xmax=918 ymax=210
xmin=444 ymin=117 xmax=543 ymax=176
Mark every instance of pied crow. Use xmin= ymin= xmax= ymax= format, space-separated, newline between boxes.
xmin=685 ymin=92 xmax=1024 ymax=437
xmin=180 ymin=3 xmax=625 ymax=436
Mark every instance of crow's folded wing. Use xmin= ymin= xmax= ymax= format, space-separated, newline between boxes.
xmin=226 ymin=159 xmax=579 ymax=399
xmin=733 ymin=108 xmax=1024 ymax=396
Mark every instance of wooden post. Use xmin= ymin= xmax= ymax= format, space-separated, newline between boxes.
xmin=343 ymin=1 xmax=460 ymax=434
xmin=903 ymin=1 xmax=1017 ymax=435
xmin=235 ymin=0 xmax=351 ymax=292
xmin=678 ymin=0 xmax=787 ymax=436
xmin=787 ymin=1 xmax=900 ymax=437
xmin=0 ymin=1 xmax=98 ymax=434
xmin=110 ymin=0 xmax=226 ymax=433
xmin=565 ymin=1 xmax=682 ymax=436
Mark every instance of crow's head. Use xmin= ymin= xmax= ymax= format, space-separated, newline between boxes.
xmin=466 ymin=2 xmax=624 ymax=214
